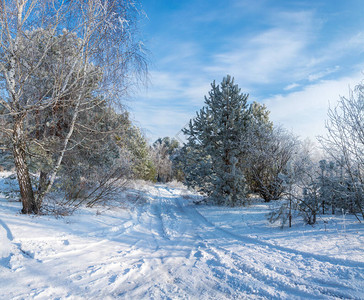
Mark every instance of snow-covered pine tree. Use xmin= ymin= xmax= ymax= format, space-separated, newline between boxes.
xmin=182 ymin=75 xmax=249 ymax=206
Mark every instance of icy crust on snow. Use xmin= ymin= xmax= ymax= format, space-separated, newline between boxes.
xmin=0 ymin=176 xmax=363 ymax=299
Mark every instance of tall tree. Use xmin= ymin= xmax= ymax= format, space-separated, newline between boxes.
xmin=0 ymin=0 xmax=146 ymax=213
xmin=182 ymin=75 xmax=249 ymax=206
xmin=125 ymin=127 xmax=156 ymax=181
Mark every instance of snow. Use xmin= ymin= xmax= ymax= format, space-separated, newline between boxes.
xmin=0 ymin=174 xmax=363 ymax=299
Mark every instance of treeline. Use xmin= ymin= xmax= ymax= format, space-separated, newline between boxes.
xmin=157 ymin=76 xmax=364 ymax=225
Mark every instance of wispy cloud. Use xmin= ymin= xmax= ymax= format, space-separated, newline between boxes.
xmin=284 ymin=83 xmax=300 ymax=91
xmin=308 ymin=66 xmax=340 ymax=82
xmin=263 ymin=73 xmax=363 ymax=139
xmin=201 ymin=9 xmax=318 ymax=90
xmin=206 ymin=29 xmax=307 ymax=85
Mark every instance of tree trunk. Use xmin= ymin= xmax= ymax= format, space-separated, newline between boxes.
xmin=322 ymin=200 xmax=325 ymax=215
xmin=12 ymin=114 xmax=37 ymax=214
xmin=289 ymin=197 xmax=292 ymax=228
xmin=35 ymin=170 xmax=48 ymax=209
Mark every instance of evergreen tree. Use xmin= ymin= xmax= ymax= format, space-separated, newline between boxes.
xmin=125 ymin=127 xmax=156 ymax=182
xmin=182 ymin=75 xmax=249 ymax=206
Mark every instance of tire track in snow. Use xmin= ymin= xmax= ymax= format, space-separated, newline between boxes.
xmin=181 ymin=196 xmax=364 ymax=269
xmin=173 ymin=195 xmax=318 ymax=298
xmin=181 ymin=197 xmax=363 ymax=298
xmin=158 ymin=186 xmax=363 ymax=299
xmin=204 ymin=241 xmax=359 ymax=299
xmin=107 ymin=189 xmax=191 ymax=299
xmin=155 ymin=187 xmax=290 ymax=298
xmin=149 ymin=187 xmax=253 ymax=298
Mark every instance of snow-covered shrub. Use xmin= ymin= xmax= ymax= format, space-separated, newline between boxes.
xmin=267 ymin=140 xmax=320 ymax=226
xmin=244 ymin=125 xmax=299 ymax=202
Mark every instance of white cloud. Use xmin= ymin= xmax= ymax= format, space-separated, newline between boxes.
xmin=304 ymin=31 xmax=364 ymax=72
xmin=203 ymin=9 xmax=317 ymax=88
xmin=308 ymin=66 xmax=340 ymax=82
xmin=263 ymin=72 xmax=363 ymax=140
xmin=130 ymin=103 xmax=192 ymax=142
xmin=141 ymin=70 xmax=212 ymax=107
xmin=205 ymin=28 xmax=308 ymax=86
xmin=284 ymin=83 xmax=300 ymax=91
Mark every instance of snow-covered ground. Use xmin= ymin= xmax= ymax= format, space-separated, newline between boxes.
xmin=0 ymin=175 xmax=363 ymax=299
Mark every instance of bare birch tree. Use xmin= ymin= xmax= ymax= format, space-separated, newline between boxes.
xmin=318 ymin=82 xmax=364 ymax=219
xmin=0 ymin=0 xmax=146 ymax=213
xmin=245 ymin=126 xmax=299 ymax=202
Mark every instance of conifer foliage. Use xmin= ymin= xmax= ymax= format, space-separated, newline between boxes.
xmin=182 ymin=75 xmax=249 ymax=206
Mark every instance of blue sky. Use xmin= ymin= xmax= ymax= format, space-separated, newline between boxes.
xmin=130 ymin=0 xmax=364 ymax=143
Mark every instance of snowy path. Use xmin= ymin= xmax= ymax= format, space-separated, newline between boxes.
xmin=0 ymin=184 xmax=363 ymax=299
xmin=151 ymin=186 xmax=364 ymax=299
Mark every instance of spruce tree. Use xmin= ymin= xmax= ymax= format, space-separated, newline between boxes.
xmin=182 ymin=75 xmax=249 ymax=206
